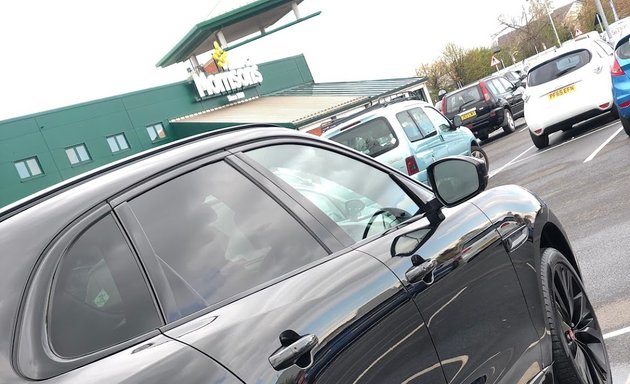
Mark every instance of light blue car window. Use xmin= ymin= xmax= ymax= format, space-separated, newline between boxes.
xmin=408 ymin=108 xmax=436 ymax=137
xmin=395 ymin=111 xmax=423 ymax=141
xmin=424 ymin=107 xmax=452 ymax=132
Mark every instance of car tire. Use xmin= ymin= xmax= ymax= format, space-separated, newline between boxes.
xmin=621 ymin=115 xmax=630 ymax=137
xmin=540 ymin=248 xmax=611 ymax=384
xmin=470 ymin=144 xmax=489 ymax=169
xmin=530 ymin=130 xmax=549 ymax=149
xmin=502 ymin=109 xmax=515 ymax=134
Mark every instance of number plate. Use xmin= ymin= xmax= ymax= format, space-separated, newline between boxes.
xmin=548 ymin=84 xmax=576 ymax=100
xmin=459 ymin=109 xmax=477 ymax=121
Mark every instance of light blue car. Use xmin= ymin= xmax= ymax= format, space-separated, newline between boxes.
xmin=612 ymin=34 xmax=630 ymax=134
xmin=322 ymin=99 xmax=487 ymax=185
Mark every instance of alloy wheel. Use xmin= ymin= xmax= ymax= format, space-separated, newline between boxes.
xmin=553 ymin=263 xmax=609 ymax=383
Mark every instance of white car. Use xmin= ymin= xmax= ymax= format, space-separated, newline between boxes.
xmin=524 ymin=36 xmax=616 ymax=148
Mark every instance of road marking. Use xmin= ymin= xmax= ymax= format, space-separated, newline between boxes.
xmin=583 ymin=126 xmax=624 ymax=163
xmin=603 ymin=325 xmax=630 ymax=340
xmin=519 ymin=126 xmax=528 ymax=133
xmin=489 ymin=145 xmax=535 ymax=178
xmin=488 ymin=121 xmax=619 ymax=174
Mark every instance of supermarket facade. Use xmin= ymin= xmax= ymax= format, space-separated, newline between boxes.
xmin=0 ymin=0 xmax=430 ymax=208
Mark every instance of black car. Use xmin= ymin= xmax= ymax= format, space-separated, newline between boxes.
xmin=0 ymin=126 xmax=610 ymax=384
xmin=442 ymin=75 xmax=525 ymax=140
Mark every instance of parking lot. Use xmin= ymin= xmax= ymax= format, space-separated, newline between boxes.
xmin=484 ymin=114 xmax=630 ymax=383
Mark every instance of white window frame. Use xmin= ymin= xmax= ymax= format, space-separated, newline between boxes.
xmin=14 ymin=157 xmax=43 ymax=180
xmin=146 ymin=123 xmax=167 ymax=142
xmin=65 ymin=144 xmax=91 ymax=166
xmin=106 ymin=133 xmax=130 ymax=153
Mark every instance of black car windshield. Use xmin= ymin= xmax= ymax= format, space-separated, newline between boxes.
xmin=445 ymin=86 xmax=482 ymax=114
xmin=329 ymin=117 xmax=398 ymax=157
xmin=528 ymin=49 xmax=591 ymax=86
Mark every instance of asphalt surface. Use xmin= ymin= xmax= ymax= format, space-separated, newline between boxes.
xmin=483 ymin=114 xmax=630 ymax=384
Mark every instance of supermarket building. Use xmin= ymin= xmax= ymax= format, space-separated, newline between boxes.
xmin=0 ymin=0 xmax=430 ymax=208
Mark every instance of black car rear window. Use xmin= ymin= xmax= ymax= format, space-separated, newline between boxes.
xmin=329 ymin=117 xmax=398 ymax=157
xmin=445 ymin=86 xmax=482 ymax=114
xmin=617 ymin=37 xmax=630 ymax=60
xmin=528 ymin=49 xmax=591 ymax=86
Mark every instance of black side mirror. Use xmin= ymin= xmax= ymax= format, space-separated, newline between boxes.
xmin=427 ymin=156 xmax=488 ymax=208
xmin=452 ymin=115 xmax=463 ymax=128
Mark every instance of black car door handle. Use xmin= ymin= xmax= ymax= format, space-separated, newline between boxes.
xmin=269 ymin=333 xmax=318 ymax=370
xmin=405 ymin=259 xmax=438 ymax=284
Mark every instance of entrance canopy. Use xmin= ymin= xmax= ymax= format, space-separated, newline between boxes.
xmin=170 ymin=77 xmax=428 ymax=130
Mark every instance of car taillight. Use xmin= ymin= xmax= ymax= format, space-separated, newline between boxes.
xmin=479 ymin=81 xmax=491 ymax=102
xmin=405 ymin=156 xmax=419 ymax=176
xmin=612 ymin=58 xmax=625 ymax=76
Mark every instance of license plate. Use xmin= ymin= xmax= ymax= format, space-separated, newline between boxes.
xmin=459 ymin=110 xmax=477 ymax=121
xmin=548 ymin=84 xmax=576 ymax=100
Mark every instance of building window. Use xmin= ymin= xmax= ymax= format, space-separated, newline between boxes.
xmin=106 ymin=133 xmax=130 ymax=153
xmin=146 ymin=123 xmax=166 ymax=142
xmin=65 ymin=144 xmax=91 ymax=166
xmin=14 ymin=157 xmax=43 ymax=180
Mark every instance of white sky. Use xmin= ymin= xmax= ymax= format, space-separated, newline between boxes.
xmin=0 ymin=0 xmax=574 ymax=121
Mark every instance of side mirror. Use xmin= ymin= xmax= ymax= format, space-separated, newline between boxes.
xmin=452 ymin=115 xmax=463 ymax=128
xmin=427 ymin=156 xmax=488 ymax=208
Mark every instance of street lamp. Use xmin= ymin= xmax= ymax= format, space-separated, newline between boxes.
xmin=526 ymin=0 xmax=562 ymax=47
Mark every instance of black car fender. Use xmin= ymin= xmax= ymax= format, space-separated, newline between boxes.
xmin=468 ymin=184 xmax=579 ymax=367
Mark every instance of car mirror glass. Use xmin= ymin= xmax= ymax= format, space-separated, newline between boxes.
xmin=428 ymin=157 xmax=488 ymax=207
xmin=453 ymin=115 xmax=463 ymax=128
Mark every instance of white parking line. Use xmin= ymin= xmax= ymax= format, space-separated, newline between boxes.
xmin=488 ymin=121 xmax=619 ymax=178
xmin=489 ymin=145 xmax=535 ymax=178
xmin=603 ymin=325 xmax=630 ymax=340
xmin=519 ymin=126 xmax=528 ymax=133
xmin=583 ymin=127 xmax=624 ymax=163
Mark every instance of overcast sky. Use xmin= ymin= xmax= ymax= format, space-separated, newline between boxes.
xmin=0 ymin=0 xmax=573 ymax=121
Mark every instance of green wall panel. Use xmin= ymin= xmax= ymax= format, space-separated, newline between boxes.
xmin=0 ymin=117 xmax=39 ymax=141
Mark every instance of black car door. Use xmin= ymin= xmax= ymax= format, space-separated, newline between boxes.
xmin=119 ymin=151 xmax=447 ymax=384
xmin=357 ymin=190 xmax=543 ymax=384
xmin=496 ymin=77 xmax=525 ymax=117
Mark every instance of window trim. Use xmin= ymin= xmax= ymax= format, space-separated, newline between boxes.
xmin=396 ymin=110 xmax=426 ymax=142
xmin=106 ymin=133 xmax=131 ymax=154
xmin=14 ymin=156 xmax=44 ymax=181
xmin=146 ymin=122 xmax=167 ymax=143
xmin=65 ymin=143 xmax=92 ymax=166
xmin=14 ymin=204 xmax=163 ymax=380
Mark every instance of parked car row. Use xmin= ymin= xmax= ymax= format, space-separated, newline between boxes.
xmin=322 ymin=99 xmax=487 ymax=185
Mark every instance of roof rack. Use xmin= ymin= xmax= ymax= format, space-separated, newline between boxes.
xmin=0 ymin=123 xmax=282 ymax=221
xmin=321 ymin=94 xmax=423 ymax=133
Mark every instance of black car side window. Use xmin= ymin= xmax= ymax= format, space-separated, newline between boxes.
xmin=128 ymin=161 xmax=328 ymax=321
xmin=48 ymin=214 xmax=161 ymax=358
xmin=247 ymin=145 xmax=421 ymax=242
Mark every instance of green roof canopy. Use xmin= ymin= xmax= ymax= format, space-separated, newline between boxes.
xmin=157 ymin=0 xmax=312 ymax=68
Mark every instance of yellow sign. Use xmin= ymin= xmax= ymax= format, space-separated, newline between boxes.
xmin=548 ymin=84 xmax=576 ymax=100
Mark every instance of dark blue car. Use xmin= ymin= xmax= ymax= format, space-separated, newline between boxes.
xmin=612 ymin=34 xmax=630 ymax=134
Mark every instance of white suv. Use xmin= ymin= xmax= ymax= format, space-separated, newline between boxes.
xmin=321 ymin=99 xmax=486 ymax=184
xmin=524 ymin=35 xmax=615 ymax=148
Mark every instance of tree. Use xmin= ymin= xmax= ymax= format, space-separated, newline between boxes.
xmin=441 ymin=43 xmax=467 ymax=88
xmin=416 ymin=60 xmax=449 ymax=102
xmin=461 ymin=47 xmax=497 ymax=84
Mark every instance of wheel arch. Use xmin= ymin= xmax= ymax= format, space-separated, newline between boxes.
xmin=539 ymin=222 xmax=581 ymax=278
